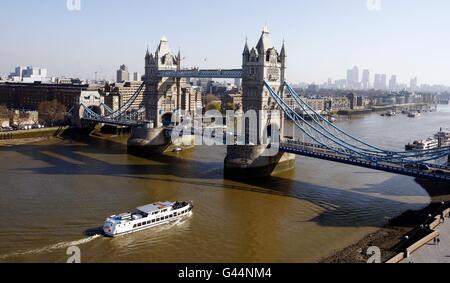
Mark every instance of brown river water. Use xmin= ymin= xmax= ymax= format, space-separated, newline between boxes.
xmin=0 ymin=105 xmax=449 ymax=262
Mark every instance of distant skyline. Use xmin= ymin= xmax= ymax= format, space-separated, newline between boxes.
xmin=1 ymin=0 xmax=450 ymax=85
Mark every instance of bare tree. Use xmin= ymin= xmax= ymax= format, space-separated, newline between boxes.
xmin=10 ymin=111 xmax=31 ymax=129
xmin=31 ymin=114 xmax=39 ymax=126
xmin=0 ymin=105 xmax=9 ymax=120
xmin=38 ymin=100 xmax=67 ymax=127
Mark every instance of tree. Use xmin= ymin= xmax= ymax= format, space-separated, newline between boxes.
xmin=206 ymin=101 xmax=221 ymax=112
xmin=225 ymin=102 xmax=236 ymax=111
xmin=0 ymin=105 xmax=8 ymax=120
xmin=206 ymin=94 xmax=219 ymax=104
xmin=14 ymin=112 xmax=31 ymax=128
xmin=38 ymin=100 xmax=67 ymax=127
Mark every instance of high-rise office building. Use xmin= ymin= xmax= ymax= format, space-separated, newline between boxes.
xmin=116 ymin=64 xmax=130 ymax=83
xmin=362 ymin=69 xmax=370 ymax=89
xmin=133 ymin=72 xmax=141 ymax=81
xmin=374 ymin=74 xmax=381 ymax=90
xmin=346 ymin=66 xmax=360 ymax=89
xmin=410 ymin=77 xmax=418 ymax=91
xmin=389 ymin=75 xmax=397 ymax=90
xmin=380 ymin=74 xmax=387 ymax=90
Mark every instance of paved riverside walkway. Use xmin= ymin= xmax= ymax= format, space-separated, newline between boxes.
xmin=401 ymin=216 xmax=450 ymax=263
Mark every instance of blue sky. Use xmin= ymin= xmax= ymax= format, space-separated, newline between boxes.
xmin=1 ymin=0 xmax=450 ymax=85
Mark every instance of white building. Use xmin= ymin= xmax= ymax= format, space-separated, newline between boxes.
xmin=9 ymin=66 xmax=48 ymax=82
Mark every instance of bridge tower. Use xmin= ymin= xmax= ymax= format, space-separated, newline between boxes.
xmin=128 ymin=37 xmax=191 ymax=153
xmin=144 ymin=36 xmax=185 ymax=127
xmin=225 ymin=27 xmax=295 ymax=177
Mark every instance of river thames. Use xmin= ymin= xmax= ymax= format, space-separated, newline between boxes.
xmin=0 ymin=105 xmax=449 ymax=262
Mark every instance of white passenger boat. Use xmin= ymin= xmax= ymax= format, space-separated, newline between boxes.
xmin=405 ymin=138 xmax=439 ymax=151
xmin=103 ymin=201 xmax=194 ymax=237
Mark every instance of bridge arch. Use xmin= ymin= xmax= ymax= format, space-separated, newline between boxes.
xmin=161 ymin=112 xmax=173 ymax=126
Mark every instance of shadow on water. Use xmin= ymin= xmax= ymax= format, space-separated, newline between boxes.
xmin=3 ymin=132 xmax=448 ymax=229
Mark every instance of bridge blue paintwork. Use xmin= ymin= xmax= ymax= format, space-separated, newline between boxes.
xmin=79 ymin=71 xmax=450 ymax=182
xmin=157 ymin=69 xmax=242 ymax=79
xmin=280 ymin=141 xmax=450 ymax=183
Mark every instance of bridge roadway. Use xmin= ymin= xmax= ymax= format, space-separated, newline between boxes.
xmin=280 ymin=140 xmax=450 ymax=183
xmin=82 ymin=116 xmax=142 ymax=127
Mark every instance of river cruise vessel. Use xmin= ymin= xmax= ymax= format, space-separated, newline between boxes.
xmin=103 ymin=201 xmax=194 ymax=237
xmin=405 ymin=138 xmax=439 ymax=151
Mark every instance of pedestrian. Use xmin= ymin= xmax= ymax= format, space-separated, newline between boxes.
xmin=437 ymin=238 xmax=441 ymax=245
xmin=434 ymin=238 xmax=437 ymax=245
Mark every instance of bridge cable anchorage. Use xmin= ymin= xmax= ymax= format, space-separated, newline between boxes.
xmin=264 ymin=80 xmax=449 ymax=164
xmin=283 ymin=81 xmax=450 ymax=162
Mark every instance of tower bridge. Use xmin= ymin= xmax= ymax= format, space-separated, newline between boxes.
xmin=79 ymin=27 xmax=450 ymax=182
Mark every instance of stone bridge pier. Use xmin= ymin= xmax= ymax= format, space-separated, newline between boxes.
xmin=127 ymin=36 xmax=195 ymax=153
xmin=224 ymin=27 xmax=295 ymax=178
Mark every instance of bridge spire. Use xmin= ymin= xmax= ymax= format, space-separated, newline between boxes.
xmin=243 ymin=36 xmax=249 ymax=55
xmin=256 ymin=25 xmax=272 ymax=54
xmin=280 ymin=39 xmax=286 ymax=58
xmin=145 ymin=44 xmax=150 ymax=58
xmin=177 ymin=48 xmax=181 ymax=70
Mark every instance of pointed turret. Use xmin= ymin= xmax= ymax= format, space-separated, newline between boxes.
xmin=177 ymin=48 xmax=181 ymax=70
xmin=243 ymin=37 xmax=250 ymax=55
xmin=280 ymin=40 xmax=286 ymax=58
xmin=242 ymin=37 xmax=250 ymax=64
xmin=145 ymin=45 xmax=151 ymax=59
xmin=256 ymin=25 xmax=272 ymax=55
xmin=156 ymin=36 xmax=171 ymax=58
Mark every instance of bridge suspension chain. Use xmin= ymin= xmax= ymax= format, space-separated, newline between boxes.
xmin=283 ymin=81 xmax=450 ymax=162
xmin=265 ymin=80 xmax=449 ymax=164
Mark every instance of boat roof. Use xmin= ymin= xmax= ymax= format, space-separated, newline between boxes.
xmin=137 ymin=202 xmax=173 ymax=214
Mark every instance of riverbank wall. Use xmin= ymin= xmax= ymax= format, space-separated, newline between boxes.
xmin=0 ymin=126 xmax=71 ymax=140
xmin=321 ymin=180 xmax=450 ymax=263
xmin=338 ymin=103 xmax=433 ymax=115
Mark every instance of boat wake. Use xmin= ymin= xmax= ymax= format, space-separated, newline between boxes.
xmin=0 ymin=234 xmax=101 ymax=261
